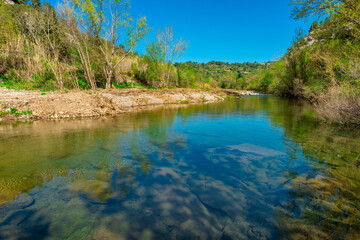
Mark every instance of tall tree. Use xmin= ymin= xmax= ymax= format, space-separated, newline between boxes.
xmin=73 ymin=0 xmax=149 ymax=89
xmin=0 ymin=1 xmax=18 ymax=47
xmin=157 ymin=27 xmax=188 ymax=87
xmin=58 ymin=0 xmax=96 ymax=89
xmin=17 ymin=4 xmax=66 ymax=89
xmin=144 ymin=41 xmax=163 ymax=86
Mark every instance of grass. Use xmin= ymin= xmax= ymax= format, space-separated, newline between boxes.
xmin=0 ymin=106 xmax=33 ymax=118
xmin=10 ymin=108 xmax=17 ymax=114
xmin=113 ymin=82 xmax=144 ymax=89
xmin=14 ymin=110 xmax=33 ymax=117
xmin=0 ymin=74 xmax=56 ymax=91
xmin=225 ymin=95 xmax=237 ymax=100
xmin=180 ymin=100 xmax=189 ymax=104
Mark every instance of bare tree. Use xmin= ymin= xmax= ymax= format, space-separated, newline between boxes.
xmin=157 ymin=27 xmax=188 ymax=87
xmin=21 ymin=5 xmax=65 ymax=89
xmin=58 ymin=0 xmax=96 ymax=89
xmin=73 ymin=0 xmax=149 ymax=89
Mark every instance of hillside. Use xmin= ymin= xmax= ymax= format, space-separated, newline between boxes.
xmin=240 ymin=1 xmax=360 ymax=126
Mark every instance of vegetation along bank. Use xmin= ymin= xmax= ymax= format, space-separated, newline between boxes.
xmin=240 ymin=0 xmax=360 ymax=126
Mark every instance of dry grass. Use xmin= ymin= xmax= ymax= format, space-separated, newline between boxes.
xmin=316 ymin=86 xmax=360 ymax=126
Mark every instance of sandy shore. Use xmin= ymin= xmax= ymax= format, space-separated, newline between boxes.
xmin=0 ymin=88 xmax=259 ymax=120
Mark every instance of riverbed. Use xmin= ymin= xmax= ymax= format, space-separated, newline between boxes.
xmin=0 ymin=96 xmax=359 ymax=239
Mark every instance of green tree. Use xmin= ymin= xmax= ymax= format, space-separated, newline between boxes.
xmin=309 ymin=20 xmax=319 ymax=32
xmin=32 ymin=0 xmax=41 ymax=7
xmin=0 ymin=1 xmax=18 ymax=47
xmin=73 ymin=0 xmax=149 ymax=89
xmin=157 ymin=27 xmax=188 ymax=87
xmin=291 ymin=0 xmax=360 ymax=40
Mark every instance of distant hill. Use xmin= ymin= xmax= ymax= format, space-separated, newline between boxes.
xmin=175 ymin=61 xmax=272 ymax=79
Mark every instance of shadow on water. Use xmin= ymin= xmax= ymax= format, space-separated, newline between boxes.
xmin=0 ymin=97 xmax=359 ymax=239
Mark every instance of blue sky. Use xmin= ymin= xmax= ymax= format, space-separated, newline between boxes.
xmin=128 ymin=0 xmax=311 ymax=63
xmin=48 ymin=0 xmax=311 ymax=63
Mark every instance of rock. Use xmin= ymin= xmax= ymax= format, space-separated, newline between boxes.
xmin=1 ymin=194 xmax=34 ymax=213
xmin=0 ymin=209 xmax=34 ymax=226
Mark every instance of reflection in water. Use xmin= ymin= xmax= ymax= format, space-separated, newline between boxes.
xmin=0 ymin=97 xmax=359 ymax=239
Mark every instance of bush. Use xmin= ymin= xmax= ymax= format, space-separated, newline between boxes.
xmin=316 ymin=86 xmax=360 ymax=126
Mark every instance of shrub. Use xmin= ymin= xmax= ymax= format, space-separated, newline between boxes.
xmin=316 ymin=86 xmax=360 ymax=126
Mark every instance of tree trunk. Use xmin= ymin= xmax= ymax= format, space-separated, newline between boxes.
xmin=105 ymin=69 xmax=113 ymax=89
xmin=167 ymin=64 xmax=172 ymax=87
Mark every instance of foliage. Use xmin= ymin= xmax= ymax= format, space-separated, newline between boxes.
xmin=242 ymin=0 xmax=360 ymax=125
xmin=0 ymin=104 xmax=32 ymax=118
xmin=113 ymin=82 xmax=143 ymax=89
xmin=175 ymin=61 xmax=270 ymax=89
xmin=0 ymin=0 xmax=272 ymax=91
xmin=0 ymin=0 xmax=149 ymax=90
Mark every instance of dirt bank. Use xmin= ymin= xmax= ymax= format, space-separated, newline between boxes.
xmin=0 ymin=88 xmax=258 ymax=120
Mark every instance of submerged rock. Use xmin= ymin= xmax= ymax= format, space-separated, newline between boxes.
xmin=1 ymin=194 xmax=34 ymax=213
xmin=0 ymin=209 xmax=34 ymax=226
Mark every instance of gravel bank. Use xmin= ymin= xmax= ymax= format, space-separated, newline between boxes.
xmin=0 ymin=88 xmax=227 ymax=120
xmin=0 ymin=88 xmax=260 ymax=120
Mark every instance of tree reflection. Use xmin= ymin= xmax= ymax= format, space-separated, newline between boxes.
xmin=0 ymin=106 xmax=189 ymax=207
xmin=250 ymin=97 xmax=360 ymax=239
xmin=1 ymin=98 xmax=360 ymax=239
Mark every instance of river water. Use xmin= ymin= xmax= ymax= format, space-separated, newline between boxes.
xmin=0 ymin=96 xmax=359 ymax=240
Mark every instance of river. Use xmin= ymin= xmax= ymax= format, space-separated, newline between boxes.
xmin=0 ymin=96 xmax=359 ymax=240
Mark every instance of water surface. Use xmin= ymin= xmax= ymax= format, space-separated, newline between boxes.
xmin=0 ymin=96 xmax=359 ymax=240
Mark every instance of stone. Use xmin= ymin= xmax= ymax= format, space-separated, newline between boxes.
xmin=0 ymin=209 xmax=34 ymax=226
xmin=1 ymin=194 xmax=34 ymax=213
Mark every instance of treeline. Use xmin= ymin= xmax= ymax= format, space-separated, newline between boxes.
xmin=241 ymin=0 xmax=360 ymax=126
xmin=174 ymin=61 xmax=270 ymax=89
xmin=0 ymin=0 xmax=150 ymax=90
xmin=0 ymin=0 xmax=227 ymax=90
xmin=0 ymin=0 xmax=269 ymax=91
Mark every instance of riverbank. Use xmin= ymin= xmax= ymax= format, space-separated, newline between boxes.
xmin=0 ymin=88 xmax=258 ymax=120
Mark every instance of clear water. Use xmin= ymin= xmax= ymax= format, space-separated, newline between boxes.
xmin=0 ymin=96 xmax=359 ymax=240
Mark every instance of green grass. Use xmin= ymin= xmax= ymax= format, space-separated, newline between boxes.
xmin=10 ymin=108 xmax=17 ymax=114
xmin=113 ymin=82 xmax=144 ymax=89
xmin=225 ymin=95 xmax=237 ymax=100
xmin=180 ymin=100 xmax=189 ymax=104
xmin=0 ymin=107 xmax=33 ymax=118
xmin=0 ymin=74 xmax=56 ymax=91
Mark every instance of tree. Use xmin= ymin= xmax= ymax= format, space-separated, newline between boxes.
xmin=32 ymin=0 xmax=41 ymax=7
xmin=146 ymin=41 xmax=163 ymax=63
xmin=58 ymin=0 xmax=96 ymax=89
xmin=291 ymin=0 xmax=360 ymax=40
xmin=309 ymin=21 xmax=319 ymax=32
xmin=0 ymin=1 xmax=18 ymax=47
xmin=157 ymin=27 xmax=188 ymax=87
xmin=72 ymin=0 xmax=149 ymax=89
xmin=16 ymin=3 xmax=66 ymax=89
xmin=12 ymin=0 xmax=26 ymax=4
xmin=144 ymin=41 xmax=163 ymax=86
xmin=290 ymin=0 xmax=340 ymax=20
